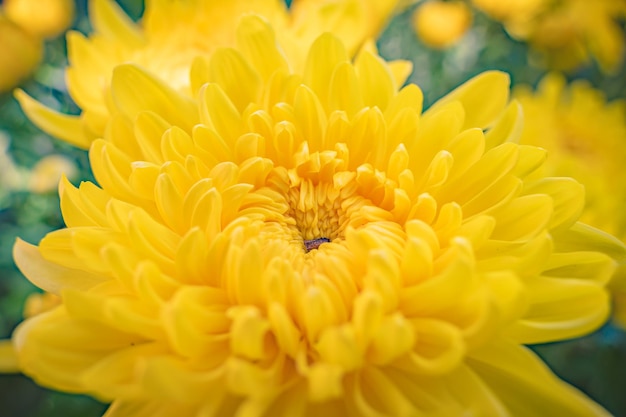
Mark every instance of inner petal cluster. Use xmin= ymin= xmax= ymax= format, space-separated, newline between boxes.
xmin=267 ymin=144 xmax=371 ymax=251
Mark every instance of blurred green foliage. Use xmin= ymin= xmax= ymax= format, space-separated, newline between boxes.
xmin=0 ymin=1 xmax=624 ymax=416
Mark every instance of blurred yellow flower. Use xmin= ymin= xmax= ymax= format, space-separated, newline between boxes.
xmin=16 ymin=0 xmax=401 ymax=149
xmin=515 ymin=74 xmax=626 ymax=241
xmin=470 ymin=0 xmax=545 ymax=23
xmin=4 ymin=0 xmax=75 ymax=39
xmin=515 ymin=73 xmax=626 ymax=328
xmin=0 ymin=13 xmax=43 ymax=93
xmin=11 ymin=17 xmax=624 ymax=416
xmin=519 ymin=0 xmax=626 ymax=72
xmin=482 ymin=0 xmax=626 ymax=73
xmin=412 ymin=0 xmax=472 ymax=49
xmin=28 ymin=154 xmax=78 ymax=193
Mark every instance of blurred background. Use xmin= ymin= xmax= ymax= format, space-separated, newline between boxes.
xmin=0 ymin=0 xmax=625 ymax=415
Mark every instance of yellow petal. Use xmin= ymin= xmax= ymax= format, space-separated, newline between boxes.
xmin=523 ymin=177 xmax=584 ymax=232
xmin=14 ymin=308 xmax=143 ymax=393
xmin=468 ymin=341 xmax=612 ymax=416
xmin=13 ymin=238 xmax=105 ymax=294
xmin=236 ymin=15 xmax=288 ymax=82
xmin=553 ymin=222 xmax=626 ymax=263
xmin=507 ymin=276 xmax=609 ymax=344
xmin=304 ymin=32 xmax=349 ymax=109
xmin=430 ymin=71 xmax=510 ymax=130
xmin=388 ymin=59 xmax=413 ymax=90
xmin=395 ymin=318 xmax=465 ymax=375
xmin=111 ymin=64 xmax=197 ymax=132
xmin=484 ymin=100 xmax=524 ymax=149
xmin=199 ymin=83 xmax=243 ymax=143
xmin=90 ymin=0 xmax=143 ymax=46
xmin=317 ymin=325 xmax=362 ymax=371
xmin=355 ymin=49 xmax=395 ymax=110
xmin=14 ymin=89 xmax=92 ymax=148
xmin=208 ymin=48 xmax=261 ymax=112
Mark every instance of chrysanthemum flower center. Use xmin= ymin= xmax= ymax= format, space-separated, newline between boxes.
xmin=265 ymin=144 xmax=372 ymax=254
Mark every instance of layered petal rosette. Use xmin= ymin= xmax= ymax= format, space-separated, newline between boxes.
xmin=12 ymin=16 xmax=625 ymax=417
xmin=15 ymin=0 xmax=401 ymax=149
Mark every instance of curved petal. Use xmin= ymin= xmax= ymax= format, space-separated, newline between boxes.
xmin=429 ymin=71 xmax=510 ymax=130
xmin=13 ymin=308 xmax=143 ymax=395
xmin=90 ymin=0 xmax=144 ymax=46
xmin=468 ymin=341 xmax=611 ymax=417
xmin=14 ymin=89 xmax=92 ymax=149
xmin=13 ymin=238 xmax=106 ymax=295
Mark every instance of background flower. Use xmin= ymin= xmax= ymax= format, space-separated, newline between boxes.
xmin=412 ymin=0 xmax=472 ymax=49
xmin=408 ymin=0 xmax=626 ymax=73
xmin=11 ymin=17 xmax=625 ymax=417
xmin=514 ymin=73 xmax=626 ymax=329
xmin=504 ymin=0 xmax=626 ymax=73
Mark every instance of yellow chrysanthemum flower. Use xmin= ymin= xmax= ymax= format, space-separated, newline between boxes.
xmin=514 ymin=73 xmax=626 ymax=328
xmin=484 ymin=0 xmax=626 ymax=73
xmin=519 ymin=0 xmax=626 ymax=72
xmin=412 ymin=0 xmax=472 ymax=49
xmin=15 ymin=0 xmax=401 ymax=150
xmin=12 ymin=16 xmax=625 ymax=417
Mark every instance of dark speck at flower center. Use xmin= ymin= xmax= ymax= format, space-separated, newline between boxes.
xmin=304 ymin=237 xmax=331 ymax=252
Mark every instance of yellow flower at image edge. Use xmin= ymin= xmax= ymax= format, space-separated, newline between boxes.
xmin=12 ymin=17 xmax=624 ymax=417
